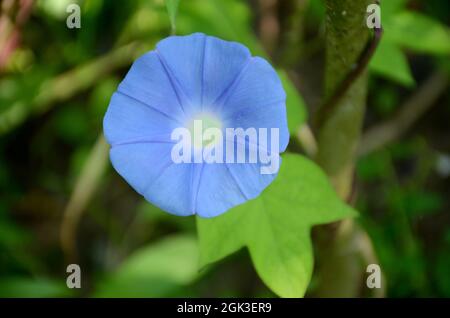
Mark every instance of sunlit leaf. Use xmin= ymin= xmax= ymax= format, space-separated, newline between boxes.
xmin=197 ymin=154 xmax=357 ymax=297
xmin=380 ymin=0 xmax=408 ymax=20
xmin=278 ymin=71 xmax=308 ymax=133
xmin=370 ymin=2 xmax=450 ymax=85
xmin=385 ymin=11 xmax=450 ymax=55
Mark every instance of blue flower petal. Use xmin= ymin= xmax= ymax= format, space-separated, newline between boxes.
xmin=144 ymin=163 xmax=194 ymax=216
xmin=219 ymin=57 xmax=289 ymax=152
xmin=103 ymin=92 xmax=178 ymax=146
xmin=156 ymin=33 xmax=251 ymax=113
xmin=111 ymin=142 xmax=194 ymax=216
xmin=117 ymin=51 xmax=187 ymax=123
xmin=201 ymin=36 xmax=251 ymax=107
xmin=110 ymin=142 xmax=175 ymax=195
xmin=156 ymin=33 xmax=205 ymax=113
xmin=104 ymin=33 xmax=290 ymax=218
xmin=196 ymin=161 xmax=277 ymax=218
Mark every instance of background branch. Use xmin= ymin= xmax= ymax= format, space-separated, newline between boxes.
xmin=358 ymin=71 xmax=449 ymax=157
xmin=0 ymin=42 xmax=146 ymax=136
xmin=60 ymin=134 xmax=109 ymax=263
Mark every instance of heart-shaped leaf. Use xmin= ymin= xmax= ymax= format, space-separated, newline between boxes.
xmin=197 ymin=154 xmax=357 ymax=297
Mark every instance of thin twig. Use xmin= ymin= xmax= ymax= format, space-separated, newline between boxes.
xmin=296 ymin=124 xmax=318 ymax=157
xmin=60 ymin=135 xmax=110 ymax=262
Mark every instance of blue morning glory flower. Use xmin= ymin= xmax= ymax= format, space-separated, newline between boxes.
xmin=103 ymin=33 xmax=289 ymax=218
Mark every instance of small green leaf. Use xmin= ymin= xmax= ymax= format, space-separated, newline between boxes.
xmin=94 ymin=235 xmax=199 ymax=297
xmin=278 ymin=71 xmax=307 ymax=134
xmin=385 ymin=11 xmax=450 ymax=55
xmin=370 ymin=38 xmax=415 ymax=87
xmin=164 ymin=0 xmax=181 ymax=32
xmin=372 ymin=3 xmax=450 ymax=85
xmin=197 ymin=154 xmax=357 ymax=297
xmin=179 ymin=0 xmax=257 ymax=52
xmin=381 ymin=0 xmax=408 ymax=20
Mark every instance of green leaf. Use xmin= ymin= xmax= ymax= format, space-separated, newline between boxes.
xmin=0 ymin=277 xmax=72 ymax=297
xmin=372 ymin=3 xmax=450 ymax=85
xmin=278 ymin=71 xmax=307 ymax=133
xmin=370 ymin=38 xmax=415 ymax=87
xmin=94 ymin=235 xmax=199 ymax=297
xmin=381 ymin=0 xmax=408 ymax=21
xmin=197 ymin=154 xmax=357 ymax=297
xmin=164 ymin=0 xmax=181 ymax=32
xmin=178 ymin=0 xmax=258 ymax=52
xmin=385 ymin=11 xmax=450 ymax=55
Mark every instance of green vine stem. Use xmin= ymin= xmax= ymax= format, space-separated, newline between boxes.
xmin=317 ymin=0 xmax=370 ymax=195
xmin=313 ymin=0 xmax=383 ymax=297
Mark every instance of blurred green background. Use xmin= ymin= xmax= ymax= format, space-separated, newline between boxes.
xmin=0 ymin=0 xmax=449 ymax=297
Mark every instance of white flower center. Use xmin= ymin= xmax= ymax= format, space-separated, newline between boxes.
xmin=186 ymin=112 xmax=223 ymax=149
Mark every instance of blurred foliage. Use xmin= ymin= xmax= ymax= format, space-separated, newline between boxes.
xmin=356 ymin=138 xmax=449 ymax=297
xmin=369 ymin=0 xmax=450 ymax=87
xmin=164 ymin=0 xmax=180 ymax=33
xmin=94 ymin=235 xmax=199 ymax=297
xmin=0 ymin=0 xmax=449 ymax=298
